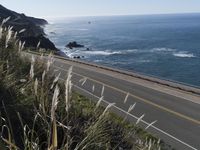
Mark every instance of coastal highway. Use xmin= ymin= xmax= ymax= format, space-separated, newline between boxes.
xmin=26 ymin=52 xmax=200 ymax=150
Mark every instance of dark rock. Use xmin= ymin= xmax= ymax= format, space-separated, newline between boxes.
xmin=73 ymin=56 xmax=84 ymax=59
xmin=50 ymin=32 xmax=56 ymax=35
xmin=76 ymin=56 xmax=81 ymax=59
xmin=66 ymin=41 xmax=84 ymax=49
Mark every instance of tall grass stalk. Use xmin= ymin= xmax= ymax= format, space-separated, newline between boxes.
xmin=30 ymin=56 xmax=35 ymax=79
xmin=19 ymin=29 xmax=26 ymax=34
xmin=101 ymin=103 xmax=115 ymax=117
xmin=0 ymin=20 xmax=166 ymax=150
xmin=79 ymin=77 xmax=87 ymax=86
xmin=5 ymin=27 xmax=12 ymax=48
xmin=65 ymin=66 xmax=73 ymax=112
xmin=34 ymin=78 xmax=38 ymax=96
xmin=136 ymin=114 xmax=145 ymax=125
xmin=101 ymin=84 xmax=105 ymax=96
xmin=36 ymin=41 xmax=40 ymax=50
xmin=51 ymin=73 xmax=61 ymax=89
xmin=145 ymin=120 xmax=157 ymax=130
xmin=51 ymin=84 xmax=59 ymax=121
xmin=95 ymin=96 xmax=104 ymax=110
xmin=0 ymin=26 xmax=3 ymax=40
xmin=92 ymin=85 xmax=95 ymax=92
xmin=124 ymin=93 xmax=129 ymax=104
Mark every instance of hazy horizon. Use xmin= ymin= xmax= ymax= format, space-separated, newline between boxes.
xmin=45 ymin=12 xmax=200 ymax=21
xmin=1 ymin=0 xmax=200 ymax=19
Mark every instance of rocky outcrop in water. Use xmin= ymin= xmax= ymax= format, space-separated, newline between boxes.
xmin=66 ymin=41 xmax=84 ymax=49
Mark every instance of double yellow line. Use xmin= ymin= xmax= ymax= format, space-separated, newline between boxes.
xmin=53 ymin=63 xmax=200 ymax=126
xmin=26 ymin=52 xmax=200 ymax=125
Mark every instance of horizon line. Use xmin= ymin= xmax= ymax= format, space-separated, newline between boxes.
xmin=41 ymin=11 xmax=200 ymax=20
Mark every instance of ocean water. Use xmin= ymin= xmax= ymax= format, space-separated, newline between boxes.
xmin=45 ymin=14 xmax=200 ymax=87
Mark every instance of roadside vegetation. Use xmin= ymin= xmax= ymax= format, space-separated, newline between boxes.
xmin=0 ymin=17 xmax=172 ymax=150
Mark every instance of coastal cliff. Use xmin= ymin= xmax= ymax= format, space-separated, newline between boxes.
xmin=0 ymin=4 xmax=57 ymax=51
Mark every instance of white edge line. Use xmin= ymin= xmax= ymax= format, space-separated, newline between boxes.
xmin=53 ymin=63 xmax=200 ymax=105
xmin=59 ymin=78 xmax=197 ymax=150
xmin=36 ymin=56 xmax=197 ymax=150
xmin=25 ymin=50 xmax=198 ymax=149
xmin=25 ymin=52 xmax=200 ymax=105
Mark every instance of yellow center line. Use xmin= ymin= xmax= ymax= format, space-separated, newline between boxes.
xmin=53 ymin=64 xmax=200 ymax=126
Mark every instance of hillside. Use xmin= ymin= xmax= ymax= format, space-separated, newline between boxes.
xmin=0 ymin=19 xmax=170 ymax=150
xmin=0 ymin=4 xmax=57 ymax=51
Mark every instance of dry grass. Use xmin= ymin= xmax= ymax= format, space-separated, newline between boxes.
xmin=0 ymin=18 xmax=172 ymax=150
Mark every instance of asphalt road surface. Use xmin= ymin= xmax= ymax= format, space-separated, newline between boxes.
xmin=27 ymin=52 xmax=200 ymax=150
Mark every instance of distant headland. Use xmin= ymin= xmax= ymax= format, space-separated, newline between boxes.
xmin=0 ymin=4 xmax=58 ymax=51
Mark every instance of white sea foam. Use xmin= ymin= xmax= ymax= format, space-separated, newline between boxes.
xmin=150 ymin=48 xmax=176 ymax=52
xmin=64 ymin=47 xmax=196 ymax=60
xmin=76 ymin=28 xmax=89 ymax=31
xmin=173 ymin=51 xmax=196 ymax=58
xmin=64 ymin=49 xmax=122 ymax=58
xmin=122 ymin=49 xmax=138 ymax=53
xmin=69 ymin=28 xmax=89 ymax=31
xmin=137 ymin=59 xmax=151 ymax=63
xmin=94 ymin=59 xmax=103 ymax=62
xmin=83 ymin=50 xmax=121 ymax=56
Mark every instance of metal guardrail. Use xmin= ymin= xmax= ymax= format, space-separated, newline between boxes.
xmin=26 ymin=50 xmax=200 ymax=96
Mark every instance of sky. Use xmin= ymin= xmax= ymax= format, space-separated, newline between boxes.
xmin=1 ymin=0 xmax=200 ymax=19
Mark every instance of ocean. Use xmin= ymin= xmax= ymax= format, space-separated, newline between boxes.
xmin=45 ymin=14 xmax=200 ymax=87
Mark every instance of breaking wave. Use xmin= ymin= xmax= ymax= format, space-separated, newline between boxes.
xmin=173 ymin=51 xmax=196 ymax=58
xmin=64 ymin=48 xmax=140 ymax=58
xmin=65 ymin=49 xmax=121 ymax=58
xmin=83 ymin=50 xmax=121 ymax=56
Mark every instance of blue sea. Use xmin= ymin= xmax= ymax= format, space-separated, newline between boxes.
xmin=45 ymin=14 xmax=200 ymax=87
